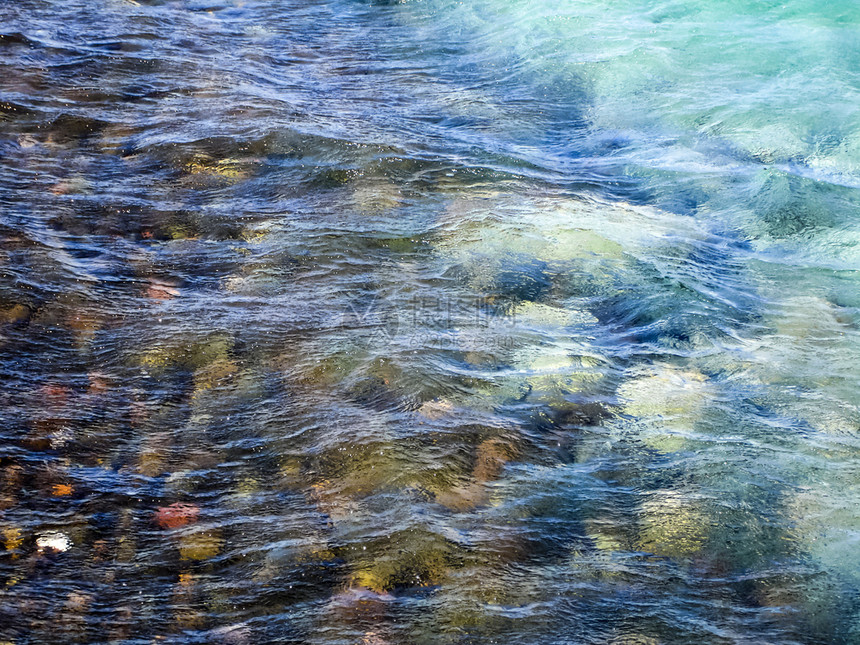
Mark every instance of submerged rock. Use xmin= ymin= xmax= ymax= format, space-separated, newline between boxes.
xmin=0 ymin=303 xmax=30 ymax=324
xmin=619 ymin=365 xmax=710 ymax=420
xmin=433 ymin=437 xmax=517 ymax=512
xmin=617 ymin=364 xmax=712 ymax=453
xmin=351 ymin=179 xmax=402 ymax=216
xmin=325 ymin=584 xmax=395 ymax=642
xmin=511 ymin=301 xmax=597 ymax=328
xmin=208 ymin=623 xmax=253 ymax=645
xmin=51 ymin=174 xmax=92 ymax=196
xmin=584 ymin=517 xmax=630 ymax=553
xmin=36 ymin=530 xmax=72 ymax=554
xmin=345 ymin=528 xmax=459 ymax=593
xmin=538 ymin=227 xmax=626 ymax=263
xmin=416 ymin=398 xmax=455 ymax=421
xmin=137 ymin=431 xmax=172 ymax=477
xmin=134 ymin=333 xmax=234 ymax=377
xmin=146 ymin=279 xmax=181 ymax=301
xmin=181 ymin=154 xmax=254 ymax=185
xmin=51 ymin=483 xmax=73 ymax=497
xmin=306 ymin=448 xmax=405 ymax=522
xmin=154 ymin=503 xmax=200 ymax=530
xmin=472 ymin=437 xmax=516 ymax=484
xmin=178 ymin=528 xmax=224 ymax=561
xmin=2 ymin=525 xmax=24 ymax=558
xmin=192 ymin=357 xmax=239 ymax=396
xmin=636 ymin=490 xmax=709 ymax=558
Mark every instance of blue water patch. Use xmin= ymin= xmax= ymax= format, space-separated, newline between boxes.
xmin=1 ymin=0 xmax=859 ymax=643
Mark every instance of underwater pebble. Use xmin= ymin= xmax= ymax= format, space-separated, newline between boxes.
xmin=2 ymin=526 xmax=24 ymax=555
xmin=154 ymin=503 xmax=200 ymax=530
xmin=0 ymin=304 xmax=30 ymax=323
xmin=178 ymin=529 xmax=223 ymax=561
xmin=36 ymin=531 xmax=72 ymax=554
xmin=52 ymin=483 xmax=73 ymax=497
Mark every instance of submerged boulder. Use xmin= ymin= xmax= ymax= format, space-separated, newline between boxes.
xmin=636 ymin=490 xmax=710 ymax=559
xmin=617 ymin=364 xmax=713 ymax=453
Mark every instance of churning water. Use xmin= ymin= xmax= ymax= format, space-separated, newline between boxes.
xmin=1 ymin=0 xmax=859 ymax=643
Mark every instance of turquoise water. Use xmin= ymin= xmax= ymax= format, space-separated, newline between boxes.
xmin=1 ymin=0 xmax=859 ymax=642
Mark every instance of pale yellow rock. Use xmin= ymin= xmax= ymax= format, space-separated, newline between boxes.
xmin=433 ymin=482 xmax=486 ymax=512
xmin=192 ymin=357 xmax=238 ymax=396
xmin=438 ymin=195 xmax=497 ymax=229
xmin=138 ymin=346 xmax=175 ymax=371
xmin=784 ymin=487 xmax=860 ymax=575
xmin=163 ymin=471 xmax=198 ymax=496
xmin=4 ymin=574 xmax=23 ymax=589
xmin=351 ymin=568 xmax=390 ymax=595
xmin=236 ymin=477 xmax=259 ymax=497
xmin=138 ymin=450 xmax=166 ymax=478
xmin=222 ymin=274 xmax=250 ymax=293
xmin=639 ymin=431 xmax=692 ymax=454
xmin=178 ymin=529 xmax=223 ymax=561
xmin=184 ymin=155 xmax=250 ymax=181
xmin=239 ymin=223 xmax=273 ymax=243
xmin=512 ymin=343 xmax=597 ymax=374
xmin=18 ymin=133 xmax=38 ymax=148
xmin=515 ymin=348 xmax=604 ymax=404
xmin=617 ymin=365 xmax=711 ymax=453
xmin=511 ymin=301 xmax=598 ymax=328
xmin=540 ymin=228 xmax=625 ymax=262
xmin=771 ymin=296 xmax=848 ymax=345
xmin=64 ymin=591 xmax=92 ymax=613
xmin=138 ymin=431 xmax=171 ymax=477
xmin=619 ymin=365 xmax=710 ymax=421
xmin=435 ymin=194 xmax=648 ymax=274
xmin=637 ymin=490 xmax=709 ymax=558
xmin=279 ymin=458 xmax=303 ymax=488
xmin=584 ymin=518 xmax=627 ymax=553
xmin=175 ymin=609 xmax=206 ymax=630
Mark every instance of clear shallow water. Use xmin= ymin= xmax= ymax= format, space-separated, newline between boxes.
xmin=1 ymin=0 xmax=859 ymax=642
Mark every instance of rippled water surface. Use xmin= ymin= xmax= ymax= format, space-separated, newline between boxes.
xmin=2 ymin=0 xmax=860 ymax=643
